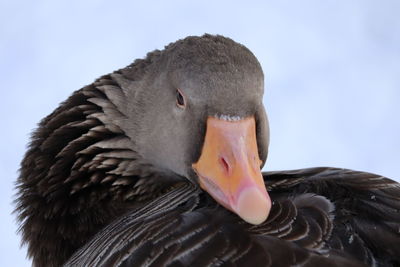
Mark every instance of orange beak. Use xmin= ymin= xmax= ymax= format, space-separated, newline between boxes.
xmin=192 ymin=116 xmax=271 ymax=225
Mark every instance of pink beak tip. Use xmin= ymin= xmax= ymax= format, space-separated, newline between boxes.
xmin=235 ymin=187 xmax=271 ymax=225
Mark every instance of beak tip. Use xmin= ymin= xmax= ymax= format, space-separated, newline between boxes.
xmin=235 ymin=187 xmax=271 ymax=225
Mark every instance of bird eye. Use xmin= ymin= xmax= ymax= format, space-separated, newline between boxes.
xmin=176 ymin=89 xmax=186 ymax=108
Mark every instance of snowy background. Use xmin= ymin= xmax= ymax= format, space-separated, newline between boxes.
xmin=1 ymin=0 xmax=399 ymax=265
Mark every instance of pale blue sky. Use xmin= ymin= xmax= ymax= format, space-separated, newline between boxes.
xmin=1 ymin=1 xmax=399 ymax=265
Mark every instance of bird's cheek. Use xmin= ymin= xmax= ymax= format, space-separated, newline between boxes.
xmin=192 ymin=116 xmax=271 ymax=225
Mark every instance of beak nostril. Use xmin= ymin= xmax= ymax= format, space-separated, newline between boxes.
xmin=219 ymin=156 xmax=230 ymax=174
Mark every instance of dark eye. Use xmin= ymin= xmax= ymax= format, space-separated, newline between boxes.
xmin=176 ymin=89 xmax=186 ymax=108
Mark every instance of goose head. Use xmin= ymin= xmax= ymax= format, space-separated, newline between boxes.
xmin=118 ymin=35 xmax=271 ymax=224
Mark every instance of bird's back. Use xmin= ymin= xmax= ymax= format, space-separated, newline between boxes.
xmin=65 ymin=167 xmax=400 ymax=267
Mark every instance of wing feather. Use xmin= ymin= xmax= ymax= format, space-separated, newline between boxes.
xmin=65 ymin=167 xmax=400 ymax=266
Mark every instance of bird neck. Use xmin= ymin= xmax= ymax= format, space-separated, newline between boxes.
xmin=15 ymin=85 xmax=183 ymax=266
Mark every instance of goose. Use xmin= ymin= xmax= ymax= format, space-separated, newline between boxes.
xmin=15 ymin=34 xmax=400 ymax=267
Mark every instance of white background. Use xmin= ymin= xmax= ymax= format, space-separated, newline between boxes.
xmin=1 ymin=1 xmax=399 ymax=265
